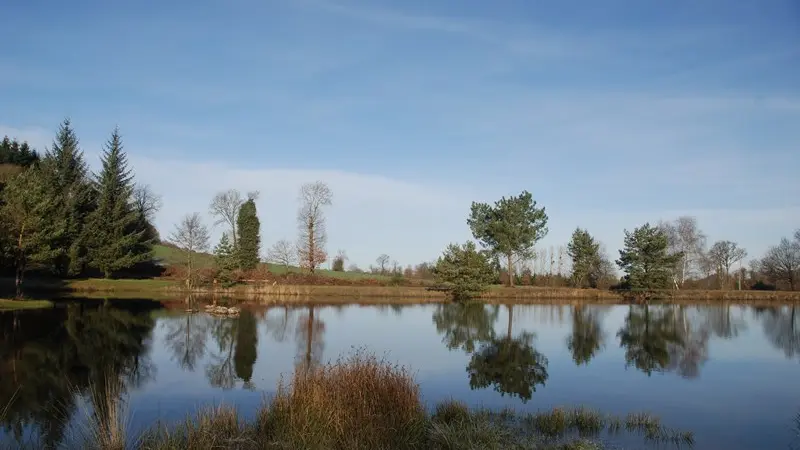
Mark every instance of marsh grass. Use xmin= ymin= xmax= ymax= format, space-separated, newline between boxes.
xmin=66 ymin=374 xmax=136 ymax=450
xmin=263 ymin=348 xmax=428 ymax=449
xmin=13 ymin=349 xmax=694 ymax=450
xmin=428 ymin=401 xmax=693 ymax=449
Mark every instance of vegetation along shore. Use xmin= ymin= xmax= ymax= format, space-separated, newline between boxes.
xmin=3 ymin=348 xmax=693 ymax=450
xmin=1 ymin=122 xmax=799 ymax=305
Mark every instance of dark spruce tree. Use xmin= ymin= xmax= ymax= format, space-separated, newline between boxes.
xmin=0 ymin=136 xmax=40 ymax=167
xmin=85 ymin=128 xmax=149 ymax=278
xmin=213 ymin=232 xmax=237 ymax=286
xmin=41 ymin=119 xmax=96 ymax=276
xmin=236 ymin=197 xmax=261 ymax=270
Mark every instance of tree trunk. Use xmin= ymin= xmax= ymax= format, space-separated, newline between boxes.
xmin=15 ymin=265 xmax=23 ymax=298
xmin=307 ymin=218 xmax=315 ymax=274
xmin=15 ymin=227 xmax=24 ymax=298
xmin=187 ymin=250 xmax=193 ymax=290
xmin=507 ymin=253 xmax=514 ymax=287
xmin=305 ymin=306 xmax=314 ymax=370
xmin=507 ymin=304 xmax=513 ymax=340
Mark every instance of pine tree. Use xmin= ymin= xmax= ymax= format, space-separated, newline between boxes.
xmin=616 ymin=223 xmax=683 ymax=290
xmin=41 ymin=119 xmax=96 ymax=276
xmin=432 ymin=241 xmax=496 ymax=301
xmin=0 ymin=136 xmax=40 ymax=167
xmin=213 ymin=232 xmax=237 ymax=286
xmin=1 ymin=166 xmax=66 ymax=295
xmin=468 ymin=191 xmax=549 ymax=287
xmin=567 ymin=228 xmax=602 ymax=288
xmin=85 ymin=128 xmax=148 ymax=278
xmin=236 ymin=198 xmax=261 ymax=271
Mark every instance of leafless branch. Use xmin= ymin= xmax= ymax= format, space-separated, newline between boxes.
xmin=168 ymin=213 xmax=210 ymax=288
xmin=209 ymin=189 xmax=243 ymax=246
xmin=132 ymin=184 xmax=162 ymax=221
xmin=267 ymin=239 xmax=297 ymax=270
xmin=296 ymin=181 xmax=333 ymax=273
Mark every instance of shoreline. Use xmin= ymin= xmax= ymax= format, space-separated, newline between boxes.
xmin=3 ymin=277 xmax=799 ymax=304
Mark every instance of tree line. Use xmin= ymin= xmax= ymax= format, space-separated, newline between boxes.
xmin=168 ymin=181 xmax=334 ymax=287
xmin=0 ymin=120 xmax=160 ymax=295
xmin=429 ymin=190 xmax=800 ymax=299
xmin=2 ymin=124 xmax=796 ymax=296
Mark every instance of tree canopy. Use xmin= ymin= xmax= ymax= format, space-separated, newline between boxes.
xmin=432 ymin=241 xmax=496 ymax=301
xmin=236 ymin=198 xmax=261 ymax=270
xmin=467 ymin=191 xmax=548 ymax=287
xmin=616 ymin=223 xmax=683 ymax=290
xmin=567 ymin=227 xmax=603 ymax=288
xmin=86 ymin=129 xmax=150 ymax=278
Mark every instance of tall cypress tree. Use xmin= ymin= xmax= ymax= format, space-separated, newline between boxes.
xmin=236 ymin=198 xmax=260 ymax=270
xmin=41 ymin=119 xmax=96 ymax=276
xmin=86 ymin=128 xmax=148 ymax=278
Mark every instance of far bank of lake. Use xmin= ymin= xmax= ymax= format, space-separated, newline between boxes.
xmin=4 ymin=277 xmax=800 ymax=304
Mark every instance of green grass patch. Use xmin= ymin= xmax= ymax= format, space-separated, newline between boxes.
xmin=153 ymin=244 xmax=392 ymax=281
xmin=0 ymin=299 xmax=54 ymax=310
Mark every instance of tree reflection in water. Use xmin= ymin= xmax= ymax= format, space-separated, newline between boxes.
xmin=433 ymin=303 xmax=548 ymax=403
xmin=566 ymin=305 xmax=606 ymax=366
xmin=0 ymin=300 xmax=158 ymax=449
xmin=295 ymin=306 xmax=326 ymax=372
xmin=757 ymin=305 xmax=799 ymax=360
xmin=432 ymin=302 xmax=499 ymax=353
xmin=617 ymin=305 xmax=685 ymax=376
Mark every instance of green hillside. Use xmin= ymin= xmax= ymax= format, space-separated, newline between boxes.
xmin=152 ymin=244 xmax=389 ymax=281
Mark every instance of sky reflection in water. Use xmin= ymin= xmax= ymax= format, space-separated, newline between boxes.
xmin=0 ymin=301 xmax=798 ymax=450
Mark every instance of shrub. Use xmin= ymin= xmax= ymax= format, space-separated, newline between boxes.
xmin=265 ymin=347 xmax=427 ymax=449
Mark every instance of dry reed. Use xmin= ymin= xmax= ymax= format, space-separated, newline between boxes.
xmin=264 ymin=347 xmax=428 ymax=449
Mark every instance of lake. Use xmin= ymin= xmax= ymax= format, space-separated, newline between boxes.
xmin=0 ymin=299 xmax=798 ymax=449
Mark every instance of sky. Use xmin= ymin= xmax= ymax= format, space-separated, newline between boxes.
xmin=2 ymin=0 xmax=799 ymax=270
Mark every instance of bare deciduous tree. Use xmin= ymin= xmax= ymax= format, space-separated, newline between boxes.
xmin=376 ymin=254 xmax=390 ymax=274
xmin=132 ymin=183 xmax=162 ymax=221
xmin=267 ymin=239 xmax=296 ymax=272
xmin=168 ymin=213 xmax=210 ymax=288
xmin=760 ymin=231 xmax=800 ymax=290
xmin=707 ymin=240 xmax=747 ymax=289
xmin=209 ymin=189 xmax=243 ymax=247
xmin=296 ymin=181 xmax=332 ymax=273
xmin=658 ymin=216 xmax=707 ymax=287
xmin=557 ymin=245 xmax=567 ymax=276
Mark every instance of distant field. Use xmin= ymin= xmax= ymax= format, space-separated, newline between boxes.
xmin=152 ymin=244 xmax=391 ymax=281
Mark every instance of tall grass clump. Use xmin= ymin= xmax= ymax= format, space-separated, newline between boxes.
xmin=139 ymin=405 xmax=251 ymax=450
xmin=64 ymin=373 xmax=134 ymax=450
xmin=263 ymin=347 xmax=427 ymax=449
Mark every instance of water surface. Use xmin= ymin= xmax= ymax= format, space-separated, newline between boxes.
xmin=1 ymin=299 xmax=798 ymax=449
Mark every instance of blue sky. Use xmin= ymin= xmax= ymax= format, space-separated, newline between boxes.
xmin=2 ymin=0 xmax=799 ymax=269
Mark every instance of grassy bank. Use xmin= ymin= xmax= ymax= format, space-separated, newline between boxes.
xmin=44 ymin=349 xmax=692 ymax=450
xmin=4 ymin=276 xmax=800 ymax=303
xmin=0 ymin=299 xmax=53 ymax=310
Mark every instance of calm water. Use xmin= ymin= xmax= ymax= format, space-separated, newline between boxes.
xmin=0 ymin=299 xmax=798 ymax=449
